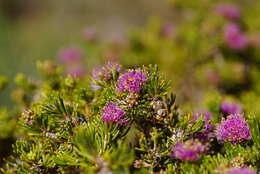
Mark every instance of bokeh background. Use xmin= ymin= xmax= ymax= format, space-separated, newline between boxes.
xmin=0 ymin=0 xmax=173 ymax=106
xmin=1 ymin=0 xmax=260 ymax=112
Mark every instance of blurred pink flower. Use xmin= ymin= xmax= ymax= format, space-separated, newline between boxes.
xmin=67 ymin=66 xmax=85 ymax=78
xmin=171 ymin=140 xmax=207 ymax=161
xmin=215 ymin=4 xmax=241 ymax=20
xmin=92 ymin=62 xmax=121 ymax=81
xmin=224 ymin=23 xmax=248 ymax=51
xmin=58 ymin=47 xmax=82 ymax=64
xmin=160 ymin=24 xmax=175 ymax=38
xmin=220 ymin=101 xmax=242 ymax=115
xmin=83 ymin=27 xmax=97 ymax=41
xmin=228 ymin=167 xmax=256 ymax=174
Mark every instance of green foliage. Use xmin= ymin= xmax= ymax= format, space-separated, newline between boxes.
xmin=1 ymin=0 xmax=260 ymax=173
xmin=1 ymin=63 xmax=259 ymax=173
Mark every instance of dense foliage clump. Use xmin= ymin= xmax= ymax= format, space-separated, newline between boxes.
xmin=0 ymin=63 xmax=258 ymax=174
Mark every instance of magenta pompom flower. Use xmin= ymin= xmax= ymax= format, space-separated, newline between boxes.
xmin=216 ymin=114 xmax=251 ymax=144
xmin=58 ymin=47 xmax=82 ymax=64
xmin=102 ymin=103 xmax=128 ymax=125
xmin=171 ymin=140 xmax=207 ymax=161
xmin=223 ymin=23 xmax=248 ymax=51
xmin=220 ymin=101 xmax=242 ymax=115
xmin=215 ymin=4 xmax=241 ymax=20
xmin=92 ymin=62 xmax=121 ymax=81
xmin=227 ymin=167 xmax=256 ymax=174
xmin=117 ymin=70 xmax=147 ymax=93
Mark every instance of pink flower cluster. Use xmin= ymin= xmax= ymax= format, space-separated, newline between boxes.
xmin=57 ymin=46 xmax=85 ymax=78
xmin=227 ymin=167 xmax=256 ymax=174
xmin=215 ymin=4 xmax=241 ymax=20
xmin=102 ymin=103 xmax=128 ymax=125
xmin=117 ymin=70 xmax=147 ymax=93
xmin=171 ymin=140 xmax=207 ymax=161
xmin=224 ymin=23 xmax=248 ymax=51
xmin=58 ymin=47 xmax=82 ymax=64
xmin=216 ymin=114 xmax=251 ymax=144
xmin=220 ymin=101 xmax=242 ymax=115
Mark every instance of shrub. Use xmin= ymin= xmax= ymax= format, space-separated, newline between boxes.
xmin=1 ymin=63 xmax=258 ymax=174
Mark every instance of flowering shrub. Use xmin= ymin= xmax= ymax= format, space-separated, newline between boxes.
xmin=0 ymin=0 xmax=260 ymax=173
xmin=0 ymin=63 xmax=258 ymax=174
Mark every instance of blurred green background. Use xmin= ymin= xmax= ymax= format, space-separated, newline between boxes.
xmin=0 ymin=0 xmax=174 ymax=106
xmin=1 ymin=0 xmax=260 ymax=112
